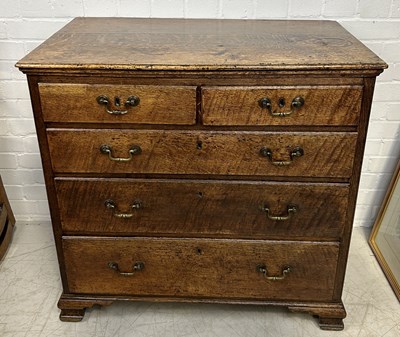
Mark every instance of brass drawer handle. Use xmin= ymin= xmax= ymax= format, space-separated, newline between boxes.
xmin=97 ymin=95 xmax=140 ymax=115
xmin=260 ymin=146 xmax=304 ymax=166
xmin=261 ymin=204 xmax=297 ymax=221
xmin=258 ymin=96 xmax=304 ymax=117
xmin=108 ymin=261 xmax=145 ymax=276
xmin=105 ymin=199 xmax=141 ymax=218
xmin=100 ymin=144 xmax=142 ymax=162
xmin=256 ymin=264 xmax=292 ymax=281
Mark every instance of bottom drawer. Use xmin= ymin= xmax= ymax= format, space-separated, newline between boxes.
xmin=63 ymin=237 xmax=339 ymax=301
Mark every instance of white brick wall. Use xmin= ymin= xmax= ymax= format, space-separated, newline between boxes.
xmin=0 ymin=0 xmax=399 ymax=225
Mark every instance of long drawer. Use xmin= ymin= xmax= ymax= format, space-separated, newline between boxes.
xmin=47 ymin=129 xmax=357 ymax=178
xmin=63 ymin=237 xmax=339 ymax=301
xmin=201 ymin=85 xmax=362 ymax=126
xmin=55 ymin=178 xmax=349 ymax=239
xmin=39 ymin=83 xmax=197 ymax=125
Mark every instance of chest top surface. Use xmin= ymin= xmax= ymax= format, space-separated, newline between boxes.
xmin=16 ymin=17 xmax=386 ymax=73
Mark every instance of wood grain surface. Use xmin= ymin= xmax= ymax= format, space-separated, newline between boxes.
xmin=55 ymin=178 xmax=349 ymax=240
xmin=202 ymin=85 xmax=362 ymax=126
xmin=16 ymin=18 xmax=387 ymax=72
xmin=16 ymin=17 xmax=387 ymax=329
xmin=39 ymin=83 xmax=197 ymax=125
xmin=47 ymin=129 xmax=358 ymax=178
xmin=63 ymin=236 xmax=339 ymax=301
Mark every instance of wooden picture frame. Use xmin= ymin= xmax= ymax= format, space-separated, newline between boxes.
xmin=369 ymin=160 xmax=400 ymax=301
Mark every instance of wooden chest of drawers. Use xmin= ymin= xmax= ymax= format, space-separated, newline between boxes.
xmin=17 ymin=18 xmax=386 ymax=330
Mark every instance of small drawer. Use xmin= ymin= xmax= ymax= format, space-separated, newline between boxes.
xmin=47 ymin=129 xmax=357 ymax=178
xmin=201 ymin=86 xmax=362 ymax=126
xmin=56 ymin=178 xmax=349 ymax=240
xmin=63 ymin=237 xmax=339 ymax=301
xmin=39 ymin=83 xmax=197 ymax=125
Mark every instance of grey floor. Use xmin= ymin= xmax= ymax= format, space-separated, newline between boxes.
xmin=0 ymin=223 xmax=399 ymax=337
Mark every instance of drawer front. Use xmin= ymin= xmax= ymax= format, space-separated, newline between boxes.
xmin=56 ymin=178 xmax=349 ymax=239
xmin=47 ymin=129 xmax=357 ymax=178
xmin=39 ymin=83 xmax=197 ymax=125
xmin=63 ymin=237 xmax=339 ymax=301
xmin=202 ymin=86 xmax=362 ymax=126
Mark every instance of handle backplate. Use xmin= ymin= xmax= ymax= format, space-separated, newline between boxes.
xmin=97 ymin=95 xmax=140 ymax=115
xmin=100 ymin=144 xmax=142 ymax=162
xmin=261 ymin=204 xmax=298 ymax=221
xmin=259 ymin=96 xmax=304 ymax=117
xmin=105 ymin=199 xmax=141 ymax=218
xmin=108 ymin=261 xmax=145 ymax=276
xmin=256 ymin=264 xmax=292 ymax=281
xmin=260 ymin=146 xmax=304 ymax=166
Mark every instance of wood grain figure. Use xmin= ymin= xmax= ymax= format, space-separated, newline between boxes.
xmin=16 ymin=18 xmax=387 ymax=330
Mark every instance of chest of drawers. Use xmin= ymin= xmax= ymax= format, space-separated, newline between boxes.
xmin=17 ymin=18 xmax=386 ymax=330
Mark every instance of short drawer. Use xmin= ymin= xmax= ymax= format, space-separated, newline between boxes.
xmin=56 ymin=178 xmax=349 ymax=240
xmin=39 ymin=83 xmax=197 ymax=125
xmin=47 ymin=129 xmax=357 ymax=178
xmin=63 ymin=237 xmax=339 ymax=301
xmin=201 ymin=86 xmax=362 ymax=126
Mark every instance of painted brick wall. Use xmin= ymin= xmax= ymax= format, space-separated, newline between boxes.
xmin=0 ymin=0 xmax=399 ymax=226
